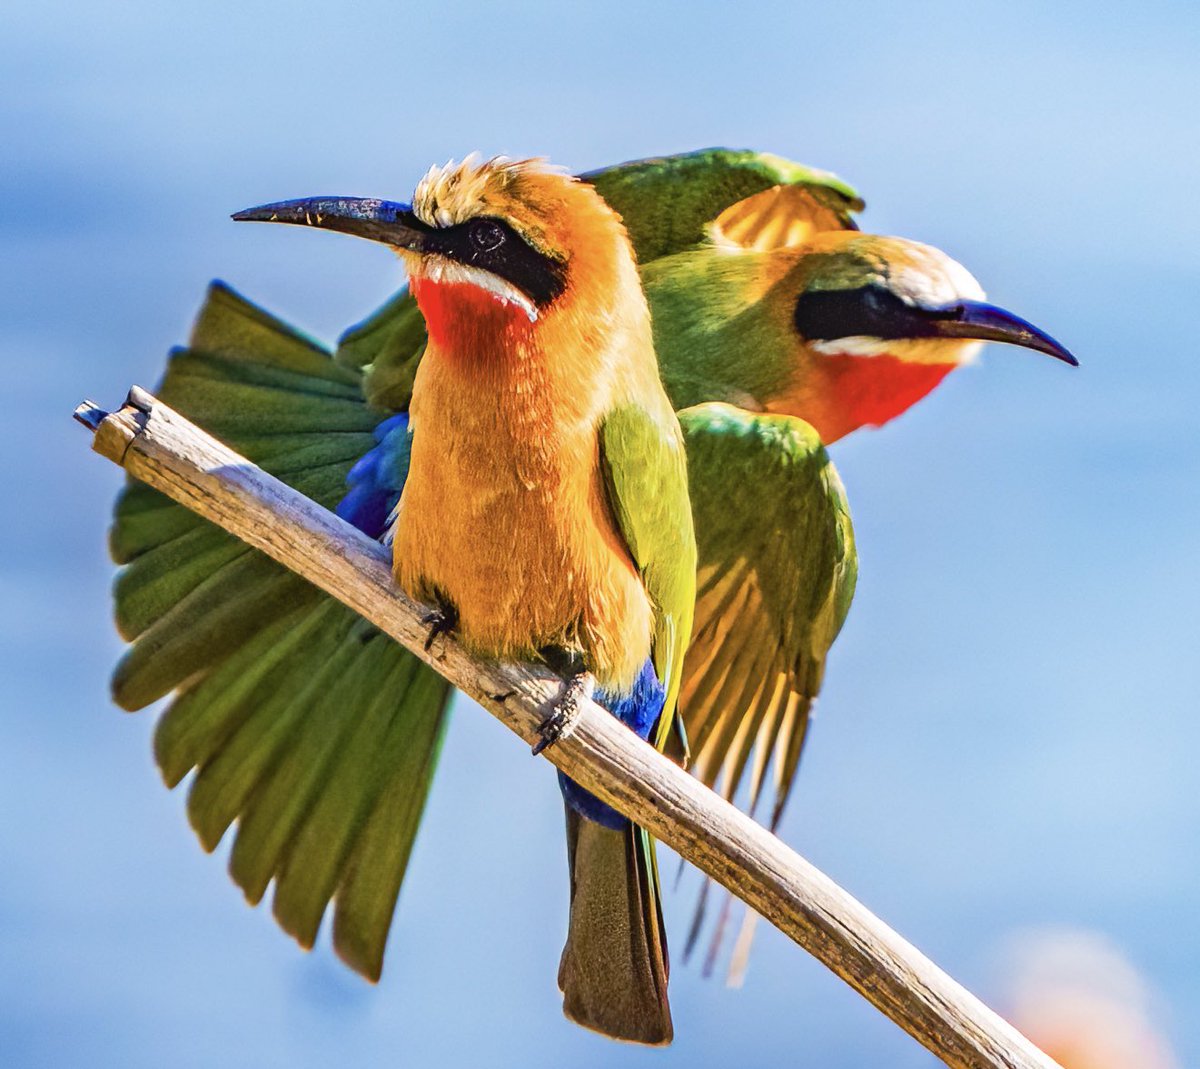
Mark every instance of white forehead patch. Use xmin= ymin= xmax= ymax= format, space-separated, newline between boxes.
xmin=413 ymin=153 xmax=491 ymax=228
xmin=888 ymin=240 xmax=986 ymax=308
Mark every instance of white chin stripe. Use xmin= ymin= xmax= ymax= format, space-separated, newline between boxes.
xmin=811 ymin=336 xmax=984 ymax=365
xmin=418 ymin=257 xmax=539 ymax=322
xmin=811 ymin=336 xmax=898 ymax=357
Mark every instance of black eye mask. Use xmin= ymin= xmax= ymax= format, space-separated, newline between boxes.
xmin=794 ymin=284 xmax=957 ymax=342
xmin=792 ymin=283 xmax=1078 ymax=365
xmin=231 ymin=197 xmax=568 ymax=309
xmin=416 ymin=215 xmax=568 ymax=308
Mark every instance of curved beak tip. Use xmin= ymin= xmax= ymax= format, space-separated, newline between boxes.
xmin=940 ymin=300 xmax=1078 ymax=368
xmin=231 ymin=201 xmax=300 ymax=224
xmin=1022 ymin=328 xmax=1079 ymax=368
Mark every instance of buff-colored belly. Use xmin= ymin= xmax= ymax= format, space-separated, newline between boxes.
xmin=393 ymin=398 xmax=652 ymax=691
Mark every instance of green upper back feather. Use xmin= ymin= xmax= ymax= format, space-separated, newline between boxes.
xmin=584 ymin=147 xmax=862 ymax=261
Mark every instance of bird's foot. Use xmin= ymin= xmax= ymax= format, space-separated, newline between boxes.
xmin=421 ymin=603 xmax=458 ymax=652
xmin=532 ymin=671 xmax=595 ymax=756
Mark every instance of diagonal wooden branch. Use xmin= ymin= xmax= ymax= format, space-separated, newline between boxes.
xmin=75 ymin=387 xmax=1061 ymax=1069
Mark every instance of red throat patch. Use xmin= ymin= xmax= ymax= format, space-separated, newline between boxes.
xmin=801 ymin=353 xmax=957 ymax=443
xmin=410 ymin=277 xmax=534 ymax=355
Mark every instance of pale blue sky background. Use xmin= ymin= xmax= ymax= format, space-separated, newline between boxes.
xmin=3 ymin=1 xmax=1198 ymax=1066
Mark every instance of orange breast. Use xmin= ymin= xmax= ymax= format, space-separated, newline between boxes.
xmin=392 ymin=324 xmax=653 ymax=692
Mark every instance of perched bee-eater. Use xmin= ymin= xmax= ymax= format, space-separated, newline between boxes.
xmin=232 ymin=155 xmax=696 ymax=1044
xmin=104 ymin=148 xmax=1073 ymax=1030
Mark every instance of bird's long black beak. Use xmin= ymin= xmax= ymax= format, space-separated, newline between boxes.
xmin=231 ymin=197 xmax=429 ymax=250
xmin=928 ymin=299 xmax=1078 ymax=366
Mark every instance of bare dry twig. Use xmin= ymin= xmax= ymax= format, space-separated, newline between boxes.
xmin=75 ymin=387 xmax=1060 ymax=1069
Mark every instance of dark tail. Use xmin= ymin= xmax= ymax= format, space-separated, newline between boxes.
xmin=558 ymin=807 xmax=673 ymax=1045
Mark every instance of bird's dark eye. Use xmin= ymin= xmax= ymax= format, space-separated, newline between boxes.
xmin=469 ymin=219 xmax=506 ymax=253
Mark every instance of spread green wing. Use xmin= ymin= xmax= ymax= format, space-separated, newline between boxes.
xmin=674 ymin=402 xmax=856 ymax=975
xmin=111 ymin=282 xmax=450 ymax=980
xmin=677 ymin=402 xmax=856 ymax=825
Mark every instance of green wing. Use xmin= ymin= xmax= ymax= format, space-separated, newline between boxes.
xmin=598 ymin=402 xmax=697 ymax=746
xmin=584 ymin=147 xmax=863 ymax=261
xmin=333 ymin=284 xmax=427 ymax=411
xmin=561 ymin=399 xmax=693 ymax=1044
xmin=675 ymin=403 xmax=856 ymax=974
xmin=676 ymin=402 xmax=856 ymax=828
xmin=111 ymin=282 xmax=450 ymax=980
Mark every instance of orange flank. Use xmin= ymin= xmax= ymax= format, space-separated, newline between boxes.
xmin=779 ymin=353 xmax=956 ymax=443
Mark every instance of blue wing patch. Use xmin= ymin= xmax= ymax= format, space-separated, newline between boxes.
xmin=335 ymin=412 xmax=411 ymax=539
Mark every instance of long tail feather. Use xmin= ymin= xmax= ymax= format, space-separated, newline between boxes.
xmin=558 ymin=810 xmax=673 ymax=1045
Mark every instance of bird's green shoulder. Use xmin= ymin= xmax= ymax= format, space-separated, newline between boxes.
xmin=334 ymin=288 xmax=427 ymax=412
xmin=598 ymin=401 xmax=697 ymax=740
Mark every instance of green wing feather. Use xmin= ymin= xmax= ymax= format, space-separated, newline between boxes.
xmin=334 ymin=285 xmax=427 ymax=411
xmin=584 ymin=147 xmax=863 ymax=262
xmin=677 ymin=402 xmax=856 ymax=825
xmin=674 ymin=402 xmax=856 ymax=973
xmin=110 ymin=281 xmax=451 ymax=979
xmin=598 ymin=402 xmax=697 ymax=736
